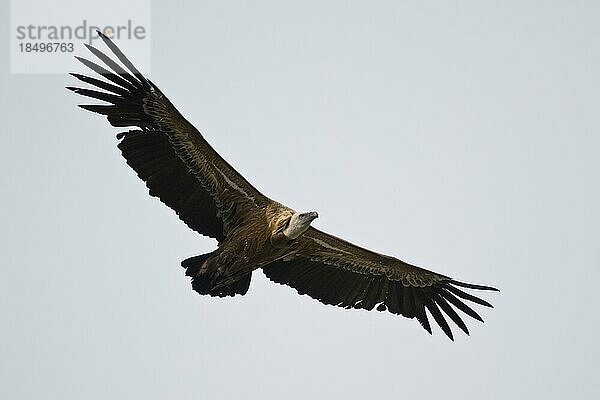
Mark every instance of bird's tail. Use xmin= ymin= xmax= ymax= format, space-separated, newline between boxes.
xmin=181 ymin=253 xmax=251 ymax=297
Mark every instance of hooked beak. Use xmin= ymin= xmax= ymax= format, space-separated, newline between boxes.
xmin=302 ymin=211 xmax=319 ymax=221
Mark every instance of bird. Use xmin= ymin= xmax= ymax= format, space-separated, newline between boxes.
xmin=68 ymin=31 xmax=498 ymax=340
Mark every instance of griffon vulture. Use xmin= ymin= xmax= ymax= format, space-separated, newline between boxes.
xmin=68 ymin=31 xmax=498 ymax=340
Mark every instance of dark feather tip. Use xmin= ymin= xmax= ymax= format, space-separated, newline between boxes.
xmin=452 ymin=280 xmax=499 ymax=292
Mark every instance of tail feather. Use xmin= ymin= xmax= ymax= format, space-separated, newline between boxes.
xmin=181 ymin=253 xmax=251 ymax=298
xmin=181 ymin=253 xmax=213 ymax=278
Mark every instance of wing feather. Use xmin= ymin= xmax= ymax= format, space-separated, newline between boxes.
xmin=263 ymin=227 xmax=498 ymax=340
xmin=68 ymin=31 xmax=267 ymax=241
xmin=423 ymin=296 xmax=454 ymax=341
xmin=439 ymin=290 xmax=484 ymax=323
xmin=434 ymin=293 xmax=469 ymax=335
xmin=443 ymin=284 xmax=494 ymax=308
xmin=413 ymin=291 xmax=432 ymax=334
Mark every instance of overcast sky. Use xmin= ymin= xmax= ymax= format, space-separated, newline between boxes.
xmin=2 ymin=1 xmax=599 ymax=399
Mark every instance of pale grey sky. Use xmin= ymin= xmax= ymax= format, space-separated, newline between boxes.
xmin=1 ymin=1 xmax=599 ymax=399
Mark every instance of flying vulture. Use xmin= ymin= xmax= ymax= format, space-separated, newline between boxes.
xmin=68 ymin=31 xmax=498 ymax=340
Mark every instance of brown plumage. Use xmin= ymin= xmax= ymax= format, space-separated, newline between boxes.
xmin=68 ymin=31 xmax=498 ymax=340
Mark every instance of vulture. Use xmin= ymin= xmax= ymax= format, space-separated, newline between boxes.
xmin=68 ymin=31 xmax=498 ymax=340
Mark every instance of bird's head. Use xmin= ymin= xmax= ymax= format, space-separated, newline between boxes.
xmin=283 ymin=211 xmax=319 ymax=239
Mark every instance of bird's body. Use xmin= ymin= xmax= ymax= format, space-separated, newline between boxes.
xmin=189 ymin=201 xmax=300 ymax=293
xmin=69 ymin=31 xmax=498 ymax=340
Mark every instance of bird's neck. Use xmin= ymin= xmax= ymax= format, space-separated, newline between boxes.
xmin=283 ymin=213 xmax=310 ymax=239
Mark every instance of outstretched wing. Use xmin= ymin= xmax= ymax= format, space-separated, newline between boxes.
xmin=263 ymin=227 xmax=498 ymax=340
xmin=68 ymin=31 xmax=266 ymax=242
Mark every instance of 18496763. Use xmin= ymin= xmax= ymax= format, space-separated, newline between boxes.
xmin=19 ymin=42 xmax=74 ymax=52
